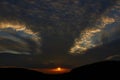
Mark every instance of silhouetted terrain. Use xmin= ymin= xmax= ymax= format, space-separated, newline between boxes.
xmin=0 ymin=60 xmax=119 ymax=80
xmin=69 ymin=60 xmax=120 ymax=79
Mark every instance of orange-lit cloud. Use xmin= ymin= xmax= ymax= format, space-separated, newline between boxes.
xmin=0 ymin=21 xmax=41 ymax=55
xmin=69 ymin=16 xmax=115 ymax=54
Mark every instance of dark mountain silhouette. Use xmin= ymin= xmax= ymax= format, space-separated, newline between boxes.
xmin=69 ymin=60 xmax=120 ymax=79
xmin=0 ymin=60 xmax=119 ymax=80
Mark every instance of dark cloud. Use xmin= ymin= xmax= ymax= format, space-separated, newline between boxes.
xmin=0 ymin=0 xmax=119 ymax=68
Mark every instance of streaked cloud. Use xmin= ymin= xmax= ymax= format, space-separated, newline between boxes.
xmin=106 ymin=55 xmax=120 ymax=60
xmin=69 ymin=16 xmax=115 ymax=54
xmin=0 ymin=21 xmax=41 ymax=55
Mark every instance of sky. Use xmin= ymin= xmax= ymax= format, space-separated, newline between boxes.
xmin=0 ymin=0 xmax=120 ymax=69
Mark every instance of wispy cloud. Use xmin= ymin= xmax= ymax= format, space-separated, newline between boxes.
xmin=69 ymin=0 xmax=120 ymax=55
xmin=0 ymin=21 xmax=41 ymax=55
xmin=69 ymin=16 xmax=115 ymax=54
xmin=106 ymin=55 xmax=120 ymax=60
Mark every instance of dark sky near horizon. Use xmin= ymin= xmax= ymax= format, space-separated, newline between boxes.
xmin=0 ymin=0 xmax=120 ymax=68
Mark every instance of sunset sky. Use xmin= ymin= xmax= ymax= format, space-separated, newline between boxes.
xmin=0 ymin=0 xmax=119 ymax=70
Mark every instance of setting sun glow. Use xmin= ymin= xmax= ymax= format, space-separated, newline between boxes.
xmin=56 ymin=67 xmax=61 ymax=71
xmin=31 ymin=67 xmax=71 ymax=74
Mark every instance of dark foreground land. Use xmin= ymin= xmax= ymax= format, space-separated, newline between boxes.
xmin=0 ymin=60 xmax=119 ymax=80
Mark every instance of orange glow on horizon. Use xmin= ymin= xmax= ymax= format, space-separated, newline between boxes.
xmin=31 ymin=67 xmax=71 ymax=74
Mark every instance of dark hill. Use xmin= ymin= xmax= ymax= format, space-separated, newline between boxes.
xmin=0 ymin=60 xmax=119 ymax=80
xmin=69 ymin=60 xmax=120 ymax=79
xmin=0 ymin=68 xmax=48 ymax=79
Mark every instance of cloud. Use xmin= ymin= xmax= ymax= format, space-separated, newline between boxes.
xmin=0 ymin=21 xmax=41 ymax=55
xmin=69 ymin=0 xmax=120 ymax=55
xmin=69 ymin=16 xmax=115 ymax=54
xmin=106 ymin=55 xmax=120 ymax=60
